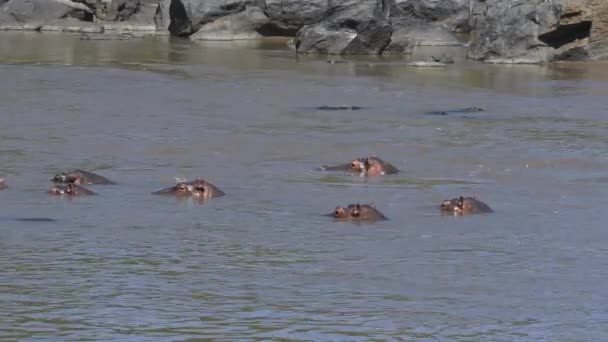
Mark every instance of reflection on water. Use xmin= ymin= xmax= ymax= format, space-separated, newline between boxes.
xmin=1 ymin=32 xmax=608 ymax=341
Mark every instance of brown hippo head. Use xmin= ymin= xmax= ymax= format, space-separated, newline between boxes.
xmin=52 ymin=169 xmax=115 ymax=185
xmin=187 ymin=178 xmax=225 ymax=200
xmin=152 ymin=178 xmax=225 ymax=200
xmin=48 ymin=183 xmax=96 ymax=196
xmin=152 ymin=181 xmax=194 ymax=197
xmin=319 ymin=156 xmax=399 ymax=176
xmin=330 ymin=203 xmax=387 ymax=222
xmin=440 ymin=196 xmax=493 ymax=215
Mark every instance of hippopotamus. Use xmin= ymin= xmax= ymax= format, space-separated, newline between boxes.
xmin=52 ymin=169 xmax=115 ymax=185
xmin=315 ymin=105 xmax=364 ymax=111
xmin=48 ymin=183 xmax=96 ymax=196
xmin=319 ymin=156 xmax=399 ymax=176
xmin=0 ymin=177 xmax=6 ymax=190
xmin=329 ymin=203 xmax=387 ymax=222
xmin=425 ymin=107 xmax=485 ymax=116
xmin=152 ymin=178 xmax=225 ymax=200
xmin=440 ymin=196 xmax=493 ymax=215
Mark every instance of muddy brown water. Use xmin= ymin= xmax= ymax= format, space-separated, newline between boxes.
xmin=1 ymin=32 xmax=608 ymax=341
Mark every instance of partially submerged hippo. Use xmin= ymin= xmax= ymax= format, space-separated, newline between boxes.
xmin=315 ymin=105 xmax=363 ymax=111
xmin=152 ymin=178 xmax=225 ymax=200
xmin=319 ymin=156 xmax=399 ymax=176
xmin=440 ymin=196 xmax=493 ymax=215
xmin=52 ymin=169 xmax=115 ymax=185
xmin=425 ymin=107 xmax=485 ymax=116
xmin=330 ymin=203 xmax=387 ymax=222
xmin=48 ymin=183 xmax=96 ymax=196
xmin=0 ymin=177 xmax=6 ymax=190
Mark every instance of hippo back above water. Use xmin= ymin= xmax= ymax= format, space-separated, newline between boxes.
xmin=440 ymin=196 xmax=493 ymax=215
xmin=330 ymin=203 xmax=387 ymax=222
xmin=152 ymin=178 xmax=224 ymax=200
xmin=319 ymin=156 xmax=399 ymax=176
xmin=52 ymin=169 xmax=115 ymax=185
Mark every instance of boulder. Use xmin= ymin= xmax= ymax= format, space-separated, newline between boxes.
xmin=190 ymin=6 xmax=269 ymax=40
xmin=395 ymin=0 xmax=469 ymax=32
xmin=294 ymin=0 xmax=393 ymax=55
xmin=168 ymin=0 xmax=258 ymax=37
xmin=468 ymin=0 xmax=608 ymax=63
xmin=154 ymin=0 xmax=170 ymax=31
xmin=0 ymin=0 xmax=91 ymax=29
xmin=262 ymin=0 xmax=327 ymax=35
xmin=106 ymin=0 xmax=140 ymax=21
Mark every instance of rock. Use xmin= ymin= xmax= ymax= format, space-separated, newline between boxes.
xmin=80 ymin=31 xmax=142 ymax=39
xmin=168 ymin=0 xmax=258 ymax=37
xmin=468 ymin=0 xmax=608 ymax=63
xmin=40 ymin=20 xmax=104 ymax=32
xmin=263 ymin=0 xmax=327 ymax=36
xmin=0 ymin=0 xmax=89 ymax=27
xmin=394 ymin=0 xmax=469 ymax=32
xmin=107 ymin=0 xmax=141 ymax=21
xmin=190 ymin=5 xmax=268 ymax=40
xmin=154 ymin=0 xmax=170 ymax=31
xmin=294 ymin=0 xmax=393 ymax=55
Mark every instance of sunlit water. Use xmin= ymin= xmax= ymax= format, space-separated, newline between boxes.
xmin=1 ymin=32 xmax=608 ymax=341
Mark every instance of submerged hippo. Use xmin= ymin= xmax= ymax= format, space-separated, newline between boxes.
xmin=152 ymin=178 xmax=225 ymax=200
xmin=330 ymin=203 xmax=387 ymax=222
xmin=440 ymin=196 xmax=493 ymax=215
xmin=52 ymin=169 xmax=115 ymax=185
xmin=0 ymin=177 xmax=6 ymax=190
xmin=315 ymin=105 xmax=363 ymax=111
xmin=425 ymin=107 xmax=485 ymax=116
xmin=48 ymin=183 xmax=96 ymax=196
xmin=319 ymin=156 xmax=399 ymax=176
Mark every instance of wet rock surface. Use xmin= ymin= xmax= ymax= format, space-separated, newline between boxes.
xmin=468 ymin=0 xmax=608 ymax=63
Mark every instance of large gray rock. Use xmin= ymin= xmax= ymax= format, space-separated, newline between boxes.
xmin=106 ymin=0 xmax=140 ymax=21
xmin=0 ymin=0 xmax=91 ymax=28
xmin=168 ymin=0 xmax=258 ymax=36
xmin=154 ymin=0 xmax=170 ymax=30
xmin=395 ymin=0 xmax=469 ymax=32
xmin=468 ymin=0 xmax=608 ymax=63
xmin=294 ymin=0 xmax=393 ymax=55
xmin=262 ymin=0 xmax=327 ymax=35
xmin=0 ymin=0 xmax=161 ymax=32
xmin=190 ymin=5 xmax=268 ymax=40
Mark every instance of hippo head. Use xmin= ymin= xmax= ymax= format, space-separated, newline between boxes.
xmin=52 ymin=172 xmax=82 ymax=184
xmin=49 ymin=183 xmax=76 ymax=195
xmin=332 ymin=203 xmax=363 ymax=219
xmin=440 ymin=196 xmax=465 ymax=215
xmin=350 ymin=158 xmax=367 ymax=173
xmin=174 ymin=182 xmax=194 ymax=196
xmin=333 ymin=206 xmax=349 ymax=219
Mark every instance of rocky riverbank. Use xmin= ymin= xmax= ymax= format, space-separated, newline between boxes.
xmin=0 ymin=0 xmax=606 ymax=62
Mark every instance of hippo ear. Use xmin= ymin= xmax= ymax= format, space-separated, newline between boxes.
xmin=355 ymin=203 xmax=361 ymax=210
xmin=370 ymin=202 xmax=375 ymax=208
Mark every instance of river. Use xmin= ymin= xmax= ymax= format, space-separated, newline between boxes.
xmin=1 ymin=32 xmax=608 ymax=341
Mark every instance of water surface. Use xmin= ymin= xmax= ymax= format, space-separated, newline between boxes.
xmin=1 ymin=32 xmax=608 ymax=341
